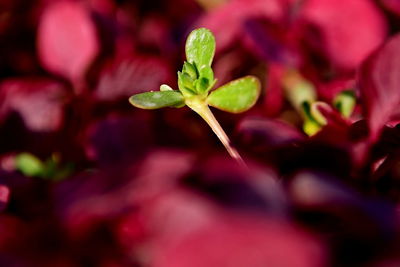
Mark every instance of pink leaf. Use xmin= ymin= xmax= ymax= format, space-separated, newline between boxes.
xmin=0 ymin=185 xmax=10 ymax=212
xmin=37 ymin=1 xmax=99 ymax=83
xmin=299 ymin=0 xmax=387 ymax=70
xmin=358 ymin=34 xmax=400 ymax=141
xmin=153 ymin=214 xmax=325 ymax=267
xmin=0 ymin=78 xmax=68 ymax=132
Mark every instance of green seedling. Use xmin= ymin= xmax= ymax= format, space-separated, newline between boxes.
xmin=129 ymin=28 xmax=261 ymax=166
xmin=283 ymin=70 xmax=323 ymax=136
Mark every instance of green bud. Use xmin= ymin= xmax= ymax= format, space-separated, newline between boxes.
xmin=183 ymin=61 xmax=198 ymax=80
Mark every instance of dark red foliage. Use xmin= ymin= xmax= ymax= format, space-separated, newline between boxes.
xmin=358 ymin=34 xmax=400 ymax=141
xmin=298 ymin=0 xmax=387 ymax=70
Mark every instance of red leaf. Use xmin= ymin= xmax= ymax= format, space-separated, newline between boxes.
xmin=263 ymin=64 xmax=285 ymax=116
xmin=197 ymin=0 xmax=285 ymax=51
xmin=381 ymin=0 xmax=400 ymax=15
xmin=153 ymin=214 xmax=325 ymax=267
xmin=95 ymin=55 xmax=173 ymax=101
xmin=0 ymin=185 xmax=10 ymax=212
xmin=299 ymin=0 xmax=387 ymax=70
xmin=0 ymin=78 xmax=68 ymax=132
xmin=37 ymin=1 xmax=99 ymax=83
xmin=358 ymin=34 xmax=400 ymax=141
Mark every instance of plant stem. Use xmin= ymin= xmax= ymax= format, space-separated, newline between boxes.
xmin=186 ymin=100 xmax=246 ymax=168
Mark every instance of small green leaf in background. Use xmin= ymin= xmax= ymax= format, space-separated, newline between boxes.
xmin=15 ymin=153 xmax=74 ymax=180
xmin=283 ymin=71 xmax=316 ymax=111
xmin=207 ymin=76 xmax=260 ymax=113
xmin=15 ymin=153 xmax=45 ymax=177
xmin=303 ymin=119 xmax=321 ymax=136
xmin=185 ymin=28 xmax=216 ymax=69
xmin=129 ymin=91 xmax=185 ymax=109
xmin=333 ymin=90 xmax=356 ymax=118
xmin=300 ymin=101 xmax=327 ymax=136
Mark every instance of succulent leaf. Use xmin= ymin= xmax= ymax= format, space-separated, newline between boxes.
xmin=207 ymin=76 xmax=260 ymax=113
xmin=129 ymin=91 xmax=185 ymax=109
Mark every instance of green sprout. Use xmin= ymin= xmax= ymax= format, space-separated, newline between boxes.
xmin=15 ymin=153 xmax=73 ymax=181
xmin=129 ymin=28 xmax=261 ymax=166
xmin=283 ymin=70 xmax=322 ymax=136
xmin=333 ymin=90 xmax=356 ymax=118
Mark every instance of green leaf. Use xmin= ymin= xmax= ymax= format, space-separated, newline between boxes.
xmin=300 ymin=102 xmax=325 ymax=136
xmin=185 ymin=28 xmax=216 ymax=69
xmin=283 ymin=71 xmax=316 ymax=111
xmin=199 ymin=65 xmax=214 ymax=82
xmin=129 ymin=91 xmax=185 ymax=109
xmin=178 ymin=72 xmax=197 ymax=97
xmin=303 ymin=119 xmax=321 ymax=136
xmin=179 ymin=71 xmax=195 ymax=90
xmin=195 ymin=77 xmax=210 ymax=93
xmin=15 ymin=153 xmax=45 ymax=177
xmin=207 ymin=76 xmax=261 ymax=113
xmin=182 ymin=61 xmax=198 ymax=79
xmin=333 ymin=90 xmax=356 ymax=118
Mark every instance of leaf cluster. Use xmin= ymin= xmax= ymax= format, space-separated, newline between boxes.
xmin=129 ymin=28 xmax=260 ymax=114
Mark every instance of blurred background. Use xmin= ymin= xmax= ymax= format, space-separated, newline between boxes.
xmin=1 ymin=0 xmax=400 ymax=266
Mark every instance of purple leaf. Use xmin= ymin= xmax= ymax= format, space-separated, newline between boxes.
xmin=237 ymin=117 xmax=305 ymax=149
xmin=37 ymin=1 xmax=99 ymax=83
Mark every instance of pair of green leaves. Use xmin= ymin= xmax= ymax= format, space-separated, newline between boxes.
xmin=129 ymin=28 xmax=260 ymax=114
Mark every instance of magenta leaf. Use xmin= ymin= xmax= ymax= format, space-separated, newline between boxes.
xmin=37 ymin=1 xmax=99 ymax=83
xmin=299 ymin=0 xmax=387 ymax=70
xmin=0 ymin=78 xmax=68 ymax=132
xmin=358 ymin=34 xmax=400 ymax=141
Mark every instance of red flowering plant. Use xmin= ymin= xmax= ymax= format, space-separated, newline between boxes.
xmin=1 ymin=0 xmax=400 ymax=266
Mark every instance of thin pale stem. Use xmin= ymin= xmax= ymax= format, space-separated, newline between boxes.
xmin=187 ymin=100 xmax=246 ymax=168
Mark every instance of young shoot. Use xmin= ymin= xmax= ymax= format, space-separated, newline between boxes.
xmin=129 ymin=28 xmax=261 ymax=166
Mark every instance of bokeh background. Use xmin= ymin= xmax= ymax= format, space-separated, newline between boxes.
xmin=1 ymin=0 xmax=400 ymax=266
